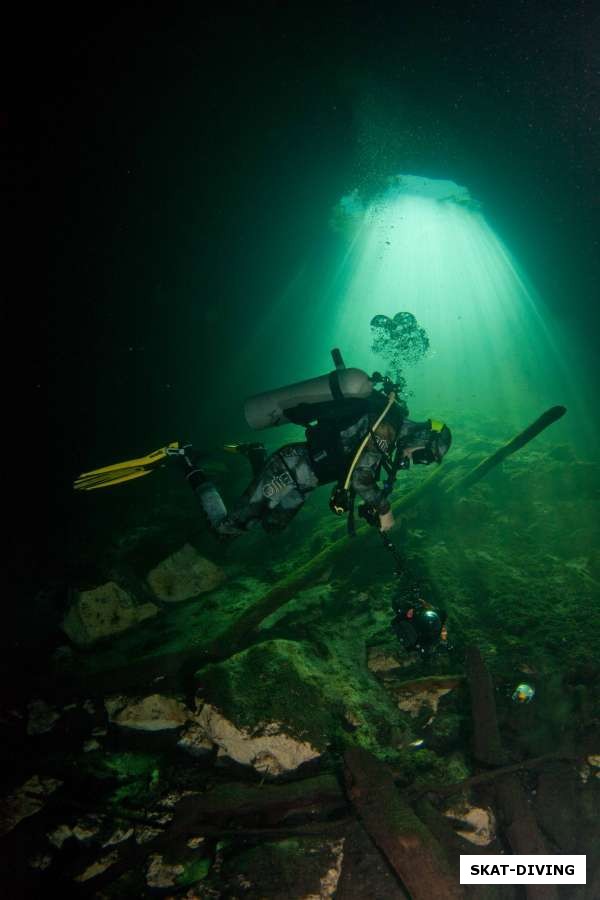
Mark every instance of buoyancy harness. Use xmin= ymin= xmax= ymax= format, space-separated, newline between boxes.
xmin=244 ymin=349 xmax=408 ymax=532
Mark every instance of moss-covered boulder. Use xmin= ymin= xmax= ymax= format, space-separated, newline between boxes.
xmin=194 ymin=640 xmax=339 ymax=763
xmin=218 ymin=837 xmax=344 ymax=899
xmin=190 ymin=636 xmax=416 ymax=772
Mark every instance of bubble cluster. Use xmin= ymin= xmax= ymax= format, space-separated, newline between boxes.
xmin=370 ymin=311 xmax=430 ymax=396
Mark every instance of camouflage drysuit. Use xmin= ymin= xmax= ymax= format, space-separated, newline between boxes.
xmin=194 ymin=411 xmax=398 ymax=539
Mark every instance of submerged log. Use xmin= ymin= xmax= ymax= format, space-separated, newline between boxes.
xmin=173 ymin=772 xmax=346 ymax=827
xmin=448 ymin=405 xmax=567 ymax=495
xmin=466 ymin=646 xmax=559 ymax=900
xmin=412 ymin=750 xmax=579 ymax=798
xmin=466 ymin=647 xmax=505 ymax=767
xmin=344 ymin=747 xmax=464 ymax=900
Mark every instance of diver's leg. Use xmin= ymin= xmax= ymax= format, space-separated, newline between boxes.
xmin=258 ymin=444 xmax=318 ymax=532
xmin=183 ymin=443 xmax=317 ymax=539
xmin=170 ymin=443 xmax=244 ymax=538
xmin=248 ymin=445 xmax=268 ymax=478
xmin=224 ymin=442 xmax=268 ymax=479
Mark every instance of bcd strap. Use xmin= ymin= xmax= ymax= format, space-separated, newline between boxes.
xmin=328 ymin=369 xmax=344 ymax=402
xmin=347 ymin=489 xmax=357 ymax=536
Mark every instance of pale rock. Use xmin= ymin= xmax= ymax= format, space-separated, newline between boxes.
xmin=194 ymin=703 xmax=320 ymax=775
xmin=62 ymin=581 xmax=159 ymax=646
xmin=136 ymin=825 xmax=164 ymax=844
xmin=0 ymin=775 xmax=62 ymax=837
xmin=146 ymin=853 xmax=185 ymax=888
xmin=445 ymin=803 xmax=496 ymax=846
xmin=394 ymin=677 xmax=461 ymax=718
xmin=147 ymin=543 xmax=225 ymax=602
xmin=73 ymin=816 xmax=103 ymax=841
xmin=177 ymin=723 xmax=214 ymax=757
xmin=318 ymin=839 xmax=345 ymax=899
xmin=105 ymin=694 xmax=191 ymax=731
xmin=187 ymin=836 xmax=205 ymax=850
xmin=367 ymin=646 xmax=403 ymax=674
xmin=48 ymin=824 xmax=73 ymax=848
xmin=74 ymin=850 xmax=119 ymax=882
xmin=103 ymin=825 xmax=134 ymax=847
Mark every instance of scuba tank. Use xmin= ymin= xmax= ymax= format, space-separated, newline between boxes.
xmin=244 ymin=359 xmax=373 ymax=431
xmin=244 ymin=350 xmax=407 ymax=537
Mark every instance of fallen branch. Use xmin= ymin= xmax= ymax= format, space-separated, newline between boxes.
xmin=466 ymin=646 xmax=559 ymax=900
xmin=447 ymin=405 xmax=567 ymax=495
xmin=466 ymin=646 xmax=505 ymax=767
xmin=173 ymin=772 xmax=346 ymax=827
xmin=344 ymin=747 xmax=464 ymax=900
xmin=411 ymin=750 xmax=580 ymax=799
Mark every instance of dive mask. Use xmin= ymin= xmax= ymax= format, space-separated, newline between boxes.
xmin=411 ymin=445 xmax=439 ymax=466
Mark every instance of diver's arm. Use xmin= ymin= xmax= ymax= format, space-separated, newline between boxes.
xmin=351 ymin=449 xmax=394 ymax=530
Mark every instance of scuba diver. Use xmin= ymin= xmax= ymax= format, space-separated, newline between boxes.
xmin=164 ymin=347 xmax=451 ymax=541
xmin=391 ymin=589 xmax=450 ymax=659
xmin=74 ymin=348 xmax=452 ymax=543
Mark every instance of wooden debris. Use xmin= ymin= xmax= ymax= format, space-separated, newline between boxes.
xmin=173 ymin=773 xmax=346 ymax=827
xmin=466 ymin=647 xmax=505 ymax=767
xmin=344 ymin=747 xmax=464 ymax=900
xmin=412 ymin=751 xmax=580 ymax=799
xmin=466 ymin=646 xmax=559 ymax=900
xmin=448 ymin=405 xmax=567 ymax=495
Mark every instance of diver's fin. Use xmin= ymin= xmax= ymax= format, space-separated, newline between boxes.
xmin=73 ymin=441 xmax=180 ymax=491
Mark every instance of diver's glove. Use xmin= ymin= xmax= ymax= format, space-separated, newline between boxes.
xmin=378 ymin=508 xmax=395 ymax=532
xmin=358 ymin=502 xmax=395 ymax=532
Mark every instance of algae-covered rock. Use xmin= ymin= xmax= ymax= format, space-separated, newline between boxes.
xmin=192 ymin=640 xmax=341 ymax=773
xmin=62 ymin=581 xmax=159 ymax=646
xmin=0 ymin=775 xmax=63 ymax=837
xmin=219 ymin=837 xmax=344 ymax=899
xmin=147 ymin=543 xmax=225 ymax=602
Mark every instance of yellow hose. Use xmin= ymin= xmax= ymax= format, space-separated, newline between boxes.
xmin=342 ymin=392 xmax=396 ymax=491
